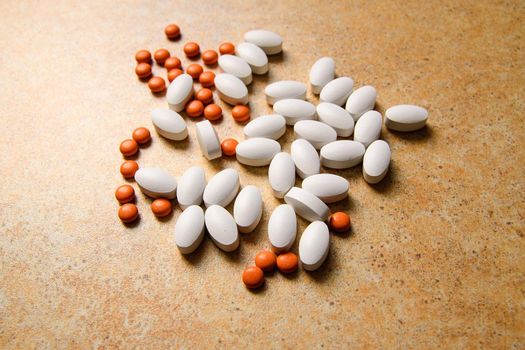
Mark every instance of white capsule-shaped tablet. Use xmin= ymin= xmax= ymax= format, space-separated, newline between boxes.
xmin=174 ymin=205 xmax=205 ymax=254
xmin=214 ymin=73 xmax=249 ymax=105
xmin=273 ymin=99 xmax=316 ymax=125
xmin=176 ymin=166 xmax=206 ymax=210
xmin=363 ymin=140 xmax=391 ymax=184
xmin=320 ymin=140 xmax=365 ymax=169
xmin=167 ymin=74 xmax=194 ymax=112
xmin=299 ymin=221 xmax=330 ymax=271
xmin=345 ymin=85 xmax=377 ymax=121
xmin=244 ymin=29 xmax=283 ymax=55
xmin=316 ymin=102 xmax=354 ymax=137
xmin=268 ymin=152 xmax=295 ymax=198
xmin=264 ymin=81 xmax=307 ymax=105
xmin=218 ymin=55 xmax=252 ymax=85
xmin=236 ymin=42 xmax=268 ymax=75
xmin=354 ymin=110 xmax=382 ymax=148
xmin=203 ymin=168 xmax=240 ymax=207
xmin=284 ymin=187 xmax=329 ymax=222
xmin=309 ymin=57 xmax=335 ymax=94
xmin=205 ymin=205 xmax=239 ymax=252
xmin=302 ymin=174 xmax=349 ymax=203
xmin=195 ymin=120 xmax=221 ymax=160
xmin=151 ymin=108 xmax=188 ymax=141
xmin=236 ymin=137 xmax=281 ymax=166
xmin=135 ymin=167 xmax=177 ymax=199
xmin=233 ymin=185 xmax=262 ymax=233
xmin=320 ymin=77 xmax=354 ymax=106
xmin=268 ymin=204 xmax=297 ymax=253
xmin=385 ymin=104 xmax=428 ymax=132
xmin=293 ymin=120 xmax=337 ymax=150
xmin=291 ymin=139 xmax=320 ymax=179
xmin=243 ymin=114 xmax=286 ymax=140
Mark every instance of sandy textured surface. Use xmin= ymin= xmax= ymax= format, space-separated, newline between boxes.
xmin=0 ymin=0 xmax=524 ymax=348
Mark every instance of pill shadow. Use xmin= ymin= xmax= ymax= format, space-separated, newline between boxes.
xmin=155 ymin=210 xmax=175 ymax=222
xmin=369 ymin=167 xmax=395 ymax=194
xmin=304 ymin=254 xmax=333 ymax=283
xmin=280 ymin=269 xmax=299 ymax=280
xmin=387 ymin=125 xmax=434 ymax=143
xmin=182 ymin=236 xmax=210 ymax=265
xmin=327 ymin=196 xmax=355 ymax=214
xmin=152 ymin=90 xmax=167 ymax=97
xmin=331 ymin=225 xmax=354 ymax=239
xmin=268 ymin=51 xmax=285 ymax=64
xmin=122 ymin=215 xmax=141 ymax=229
xmin=247 ymin=282 xmax=268 ymax=294
xmin=160 ymin=136 xmax=191 ymax=151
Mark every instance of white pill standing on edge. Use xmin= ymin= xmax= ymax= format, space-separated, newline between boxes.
xmin=299 ymin=221 xmax=330 ymax=271
xmin=268 ymin=152 xmax=295 ymax=198
xmin=293 ymin=120 xmax=337 ymax=150
xmin=273 ymin=99 xmax=316 ymax=125
xmin=385 ymin=104 xmax=428 ymax=132
xmin=345 ymin=85 xmax=377 ymax=122
xmin=320 ymin=77 xmax=354 ymax=106
xmin=302 ymin=173 xmax=349 ymax=203
xmin=354 ymin=110 xmax=382 ymax=148
xmin=236 ymin=42 xmax=268 ymax=75
xmin=214 ymin=73 xmax=249 ymax=105
xmin=135 ymin=167 xmax=177 ymax=199
xmin=167 ymin=74 xmax=194 ymax=112
xmin=264 ymin=81 xmax=307 ymax=105
xmin=244 ymin=29 xmax=283 ymax=55
xmin=174 ymin=205 xmax=205 ymax=254
xmin=205 ymin=205 xmax=239 ymax=252
xmin=234 ymin=185 xmax=263 ymax=233
xmin=363 ymin=140 xmax=391 ymax=184
xmin=177 ymin=166 xmax=206 ymax=210
xmin=291 ymin=139 xmax=320 ymax=179
xmin=268 ymin=204 xmax=297 ymax=253
xmin=195 ymin=120 xmax=221 ymax=160
xmin=217 ymin=55 xmax=252 ymax=85
xmin=316 ymin=102 xmax=354 ymax=137
xmin=320 ymin=140 xmax=366 ymax=169
xmin=284 ymin=187 xmax=329 ymax=222
xmin=236 ymin=137 xmax=281 ymax=166
xmin=151 ymin=108 xmax=188 ymax=141
xmin=243 ymin=114 xmax=286 ymax=140
xmin=309 ymin=57 xmax=335 ymax=94
xmin=203 ymin=168 xmax=240 ymax=207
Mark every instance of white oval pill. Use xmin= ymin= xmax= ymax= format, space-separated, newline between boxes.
xmin=316 ymin=102 xmax=354 ymax=137
xmin=174 ymin=205 xmax=205 ymax=254
xmin=363 ymin=140 xmax=391 ymax=184
xmin=345 ymin=85 xmax=377 ymax=122
xmin=268 ymin=204 xmax=297 ymax=253
xmin=291 ymin=139 xmax=320 ymax=179
xmin=273 ymin=99 xmax=316 ymax=125
xmin=203 ymin=168 xmax=240 ymax=207
xmin=151 ymin=108 xmax=188 ymax=141
xmin=309 ymin=57 xmax=335 ymax=94
xmin=205 ymin=205 xmax=239 ymax=252
xmin=385 ymin=104 xmax=428 ymax=132
xmin=167 ymin=73 xmax=194 ymax=112
xmin=233 ymin=185 xmax=262 ymax=233
xmin=320 ymin=140 xmax=365 ymax=169
xmin=214 ymin=73 xmax=249 ymax=105
xmin=294 ymin=120 xmax=337 ymax=150
xmin=354 ymin=110 xmax=382 ymax=148
xmin=243 ymin=114 xmax=286 ymax=140
xmin=302 ymin=174 xmax=349 ymax=203
xmin=218 ymin=55 xmax=252 ymax=85
xmin=236 ymin=42 xmax=268 ymax=75
xmin=236 ymin=138 xmax=281 ymax=166
xmin=268 ymin=152 xmax=295 ymax=198
xmin=176 ymin=166 xmax=206 ymax=210
xmin=195 ymin=120 xmax=221 ymax=160
xmin=264 ymin=81 xmax=307 ymax=105
xmin=284 ymin=187 xmax=329 ymax=222
xmin=135 ymin=167 xmax=177 ymax=199
xmin=299 ymin=221 xmax=330 ymax=271
xmin=244 ymin=29 xmax=283 ymax=55
xmin=320 ymin=77 xmax=354 ymax=106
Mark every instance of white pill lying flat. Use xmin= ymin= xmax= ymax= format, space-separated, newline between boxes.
xmin=320 ymin=77 xmax=354 ymax=106
xmin=320 ymin=140 xmax=365 ymax=169
xmin=234 ymin=185 xmax=262 ymax=233
xmin=291 ymin=139 xmax=320 ymax=179
xmin=203 ymin=168 xmax=240 ymax=207
xmin=236 ymin=137 xmax=281 ymax=166
xmin=135 ymin=167 xmax=177 ymax=199
xmin=218 ymin=55 xmax=252 ymax=85
xmin=309 ymin=57 xmax=335 ymax=94
xmin=167 ymin=74 xmax=194 ymax=112
xmin=195 ymin=120 xmax=221 ymax=160
xmin=268 ymin=204 xmax=297 ymax=253
xmin=151 ymin=108 xmax=188 ymax=141
xmin=214 ymin=73 xmax=249 ymax=105
xmin=174 ymin=205 xmax=205 ymax=254
xmin=299 ymin=221 xmax=330 ymax=271
xmin=363 ymin=140 xmax=391 ymax=184
xmin=284 ymin=187 xmax=329 ymax=222
xmin=264 ymin=81 xmax=307 ymax=105
xmin=268 ymin=152 xmax=295 ymax=198
xmin=244 ymin=29 xmax=283 ymax=55
xmin=354 ymin=110 xmax=382 ymax=148
xmin=273 ymin=99 xmax=316 ymax=125
xmin=294 ymin=120 xmax=337 ymax=150
xmin=236 ymin=42 xmax=268 ymax=75
xmin=243 ymin=114 xmax=286 ymax=140
xmin=302 ymin=173 xmax=349 ymax=203
xmin=205 ymin=205 xmax=239 ymax=252
xmin=345 ymin=85 xmax=377 ymax=121
xmin=385 ymin=104 xmax=428 ymax=131
xmin=316 ymin=102 xmax=354 ymax=137
xmin=177 ymin=166 xmax=206 ymax=210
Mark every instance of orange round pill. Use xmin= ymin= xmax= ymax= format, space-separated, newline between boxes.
xmin=203 ymin=103 xmax=222 ymax=121
xmin=154 ymin=49 xmax=170 ymax=65
xmin=232 ymin=105 xmax=250 ymax=122
xmin=186 ymin=63 xmax=203 ymax=79
xmin=199 ymin=71 xmax=215 ymax=88
xmin=120 ymin=160 xmax=139 ymax=178
xmin=115 ymin=184 xmax=135 ymax=204
xmin=135 ymin=63 xmax=152 ymax=78
xmin=219 ymin=42 xmax=235 ymax=55
xmin=242 ymin=266 xmax=264 ymax=289
xmin=119 ymin=139 xmax=139 ymax=157
xmin=148 ymin=76 xmax=166 ymax=93
xmin=329 ymin=212 xmax=351 ymax=232
xmin=276 ymin=252 xmax=298 ymax=274
xmin=167 ymin=68 xmax=183 ymax=82
xmin=220 ymin=138 xmax=238 ymax=156
xmin=151 ymin=198 xmax=172 ymax=217
xmin=135 ymin=49 xmax=151 ymax=63
xmin=164 ymin=23 xmax=180 ymax=39
xmin=195 ymin=88 xmax=213 ymax=105
xmin=201 ymin=50 xmax=218 ymax=65
xmin=132 ymin=127 xmax=151 ymax=145
xmin=183 ymin=42 xmax=200 ymax=58
xmin=255 ymin=250 xmax=277 ymax=272
xmin=164 ymin=56 xmax=181 ymax=71
xmin=118 ymin=203 xmax=139 ymax=223
xmin=185 ymin=100 xmax=204 ymax=118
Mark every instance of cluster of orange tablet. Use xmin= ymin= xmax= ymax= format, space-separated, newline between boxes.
xmin=243 ymin=251 xmax=299 ymax=288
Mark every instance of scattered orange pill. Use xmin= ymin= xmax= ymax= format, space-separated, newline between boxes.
xmin=151 ymin=198 xmax=172 ymax=217
xmin=185 ymin=100 xmax=204 ymax=118
xmin=184 ymin=42 xmax=200 ymax=58
xmin=119 ymin=203 xmax=139 ymax=223
xmin=164 ymin=56 xmax=181 ymax=71
xmin=115 ymin=184 xmax=135 ymax=204
xmin=195 ymin=88 xmax=213 ymax=105
xmin=154 ymin=49 xmax=170 ymax=65
xmin=276 ymin=252 xmax=298 ymax=274
xmin=164 ymin=23 xmax=180 ymax=39
xmin=255 ymin=250 xmax=277 ymax=272
xmin=119 ymin=139 xmax=139 ymax=157
xmin=135 ymin=49 xmax=151 ymax=63
xmin=135 ymin=63 xmax=152 ymax=79
xmin=120 ymin=160 xmax=139 ymax=179
xmin=148 ymin=76 xmax=166 ymax=93
xmin=132 ymin=127 xmax=151 ymax=145
xmin=219 ymin=42 xmax=235 ymax=55
xmin=329 ymin=212 xmax=351 ymax=232
xmin=232 ymin=105 xmax=250 ymax=122
xmin=186 ymin=63 xmax=203 ymax=79
xmin=199 ymin=71 xmax=215 ymax=88
xmin=203 ymin=103 xmax=222 ymax=121
xmin=221 ymin=138 xmax=238 ymax=156
xmin=242 ymin=266 xmax=264 ymax=289
xmin=167 ymin=68 xmax=183 ymax=82
xmin=201 ymin=50 xmax=218 ymax=65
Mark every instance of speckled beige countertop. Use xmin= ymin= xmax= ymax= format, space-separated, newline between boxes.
xmin=0 ymin=0 xmax=523 ymax=348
